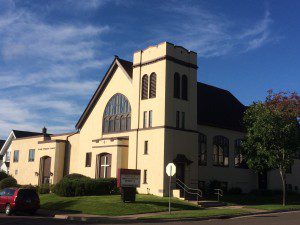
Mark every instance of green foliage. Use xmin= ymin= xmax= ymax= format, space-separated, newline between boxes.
xmin=63 ymin=173 xmax=90 ymax=180
xmin=0 ymin=171 xmax=9 ymax=181
xmin=242 ymin=90 xmax=300 ymax=206
xmin=228 ymin=187 xmax=242 ymax=195
xmin=242 ymin=102 xmax=299 ymax=173
xmin=20 ymin=184 xmax=38 ymax=191
xmin=53 ymin=175 xmax=118 ymax=197
xmin=38 ymin=184 xmax=51 ymax=194
xmin=0 ymin=177 xmax=17 ymax=189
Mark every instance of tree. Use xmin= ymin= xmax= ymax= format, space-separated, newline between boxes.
xmin=242 ymin=90 xmax=300 ymax=206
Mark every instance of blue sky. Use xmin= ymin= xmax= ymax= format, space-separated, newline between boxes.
xmin=0 ymin=0 xmax=299 ymax=138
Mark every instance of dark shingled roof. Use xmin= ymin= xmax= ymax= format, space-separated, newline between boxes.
xmin=0 ymin=140 xmax=5 ymax=149
xmin=118 ymin=58 xmax=133 ymax=78
xmin=197 ymin=82 xmax=246 ymax=132
xmin=12 ymin=130 xmax=43 ymax=138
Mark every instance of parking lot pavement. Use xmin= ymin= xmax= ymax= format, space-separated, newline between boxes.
xmin=0 ymin=211 xmax=300 ymax=225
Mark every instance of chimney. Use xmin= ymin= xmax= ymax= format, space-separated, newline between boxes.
xmin=42 ymin=127 xmax=50 ymax=141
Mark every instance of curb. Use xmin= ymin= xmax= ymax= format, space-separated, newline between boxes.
xmin=53 ymin=208 xmax=300 ymax=223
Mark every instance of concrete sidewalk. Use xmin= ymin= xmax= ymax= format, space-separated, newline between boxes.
xmin=37 ymin=206 xmax=300 ymax=223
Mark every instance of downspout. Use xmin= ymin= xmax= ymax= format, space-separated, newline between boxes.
xmin=63 ymin=131 xmax=79 ymax=176
xmin=135 ymin=50 xmax=143 ymax=169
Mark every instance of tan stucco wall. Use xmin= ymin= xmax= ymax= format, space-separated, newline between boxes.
xmin=9 ymin=136 xmax=66 ymax=185
xmin=197 ymin=125 xmax=258 ymax=193
xmin=268 ymin=159 xmax=300 ymax=192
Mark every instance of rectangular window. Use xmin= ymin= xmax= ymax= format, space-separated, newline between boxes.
xmin=143 ymin=170 xmax=148 ymax=184
xmin=176 ymin=111 xmax=180 ymax=128
xmin=198 ymin=134 xmax=207 ymax=166
xmin=181 ymin=112 xmax=185 ymax=129
xmin=144 ymin=141 xmax=148 ymax=155
xmin=28 ymin=149 xmax=35 ymax=162
xmin=13 ymin=150 xmax=19 ymax=162
xmin=149 ymin=110 xmax=153 ymax=127
xmin=85 ymin=152 xmax=92 ymax=167
xmin=234 ymin=139 xmax=248 ymax=168
xmin=143 ymin=111 xmax=147 ymax=128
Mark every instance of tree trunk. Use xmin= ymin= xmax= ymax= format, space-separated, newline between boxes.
xmin=279 ymin=168 xmax=286 ymax=206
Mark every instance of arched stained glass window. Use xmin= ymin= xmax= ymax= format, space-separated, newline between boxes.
xmin=213 ymin=136 xmax=229 ymax=167
xmin=103 ymin=94 xmax=131 ymax=133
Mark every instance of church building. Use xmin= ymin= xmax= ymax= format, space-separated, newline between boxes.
xmin=8 ymin=42 xmax=300 ymax=196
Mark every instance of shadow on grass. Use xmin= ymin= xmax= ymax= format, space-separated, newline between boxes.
xmin=133 ymin=200 xmax=198 ymax=210
xmin=214 ymin=193 xmax=300 ymax=206
xmin=41 ymin=200 xmax=82 ymax=214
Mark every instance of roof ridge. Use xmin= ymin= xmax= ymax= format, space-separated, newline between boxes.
xmin=197 ymin=82 xmax=231 ymax=93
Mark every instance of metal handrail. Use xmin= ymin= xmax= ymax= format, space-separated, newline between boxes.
xmin=214 ymin=188 xmax=223 ymax=201
xmin=175 ymin=179 xmax=202 ymax=201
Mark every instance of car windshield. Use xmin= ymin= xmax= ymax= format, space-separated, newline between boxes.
xmin=18 ymin=189 xmax=39 ymax=200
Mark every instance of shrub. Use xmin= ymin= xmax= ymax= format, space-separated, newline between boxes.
xmin=20 ymin=184 xmax=38 ymax=191
xmin=38 ymin=184 xmax=51 ymax=194
xmin=63 ymin=173 xmax=90 ymax=180
xmin=0 ymin=171 xmax=9 ymax=182
xmin=0 ymin=177 xmax=17 ymax=189
xmin=53 ymin=176 xmax=118 ymax=197
xmin=228 ymin=187 xmax=242 ymax=195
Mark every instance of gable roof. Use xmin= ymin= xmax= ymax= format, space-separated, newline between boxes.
xmin=12 ymin=130 xmax=43 ymax=138
xmin=197 ymin=82 xmax=246 ymax=132
xmin=0 ymin=130 xmax=44 ymax=156
xmin=75 ymin=56 xmax=133 ymax=130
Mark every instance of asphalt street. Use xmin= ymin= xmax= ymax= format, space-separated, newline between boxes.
xmin=0 ymin=211 xmax=299 ymax=225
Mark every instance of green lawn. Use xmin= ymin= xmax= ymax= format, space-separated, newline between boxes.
xmin=40 ymin=194 xmax=198 ymax=216
xmin=139 ymin=208 xmax=249 ymax=220
xmin=212 ymin=193 xmax=300 ymax=206
xmin=246 ymin=204 xmax=300 ymax=211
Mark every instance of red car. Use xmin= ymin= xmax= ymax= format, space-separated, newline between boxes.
xmin=0 ymin=188 xmax=40 ymax=215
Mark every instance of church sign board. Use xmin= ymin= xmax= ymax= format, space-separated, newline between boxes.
xmin=117 ymin=169 xmax=141 ymax=188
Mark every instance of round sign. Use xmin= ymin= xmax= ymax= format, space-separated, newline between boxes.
xmin=166 ymin=163 xmax=176 ymax=176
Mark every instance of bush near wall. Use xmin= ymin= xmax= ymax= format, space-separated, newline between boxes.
xmin=38 ymin=184 xmax=51 ymax=194
xmin=0 ymin=177 xmax=17 ymax=189
xmin=0 ymin=171 xmax=9 ymax=182
xmin=52 ymin=174 xmax=118 ymax=197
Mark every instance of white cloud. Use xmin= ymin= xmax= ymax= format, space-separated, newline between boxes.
xmin=0 ymin=1 xmax=110 ymax=137
xmin=156 ymin=3 xmax=275 ymax=57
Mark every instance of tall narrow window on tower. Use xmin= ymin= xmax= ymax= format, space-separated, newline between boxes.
xmin=182 ymin=75 xmax=188 ymax=100
xmin=181 ymin=112 xmax=185 ymax=129
xmin=149 ymin=110 xmax=153 ymax=127
xmin=174 ymin=73 xmax=180 ymax=98
xmin=142 ymin=75 xmax=148 ymax=99
xmin=149 ymin=73 xmax=157 ymax=98
xmin=176 ymin=111 xmax=180 ymax=128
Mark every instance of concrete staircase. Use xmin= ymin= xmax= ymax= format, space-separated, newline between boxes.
xmin=172 ymin=180 xmax=227 ymax=208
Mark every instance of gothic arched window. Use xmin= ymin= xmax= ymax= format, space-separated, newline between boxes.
xmin=103 ymin=93 xmax=131 ymax=133
xmin=182 ymin=75 xmax=188 ymax=100
xmin=149 ymin=73 xmax=157 ymax=98
xmin=142 ymin=75 xmax=148 ymax=99
xmin=213 ymin=136 xmax=229 ymax=167
xmin=174 ymin=73 xmax=180 ymax=98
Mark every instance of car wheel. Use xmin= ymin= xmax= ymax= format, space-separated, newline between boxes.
xmin=5 ymin=204 xmax=12 ymax=216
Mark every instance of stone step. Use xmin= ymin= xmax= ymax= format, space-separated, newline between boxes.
xmin=198 ymin=201 xmax=227 ymax=207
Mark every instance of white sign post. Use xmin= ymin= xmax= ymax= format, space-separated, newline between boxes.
xmin=166 ymin=163 xmax=176 ymax=214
